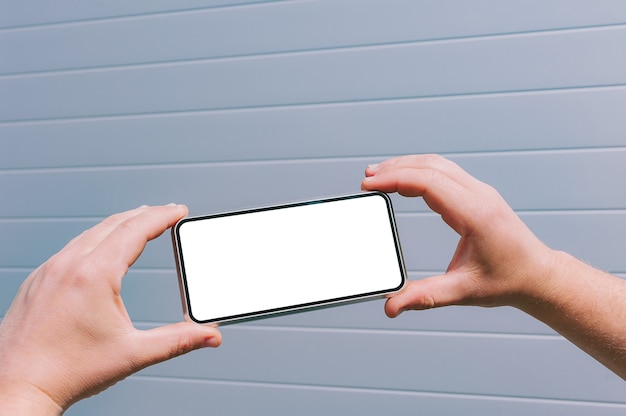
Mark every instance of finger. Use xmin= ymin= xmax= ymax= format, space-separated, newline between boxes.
xmin=90 ymin=204 xmax=188 ymax=274
xmin=62 ymin=205 xmax=152 ymax=256
xmin=363 ymin=166 xmax=479 ymax=235
xmin=129 ymin=323 xmax=222 ymax=370
xmin=384 ymin=272 xmax=468 ymax=317
xmin=365 ymin=154 xmax=479 ymax=189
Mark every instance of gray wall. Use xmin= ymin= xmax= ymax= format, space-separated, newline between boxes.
xmin=2 ymin=1 xmax=626 ymax=414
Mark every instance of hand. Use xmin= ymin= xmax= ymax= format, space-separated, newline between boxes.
xmin=361 ymin=154 xmax=557 ymax=317
xmin=0 ymin=205 xmax=222 ymax=414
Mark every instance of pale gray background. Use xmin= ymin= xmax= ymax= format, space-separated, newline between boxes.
xmin=1 ymin=1 xmax=626 ymax=414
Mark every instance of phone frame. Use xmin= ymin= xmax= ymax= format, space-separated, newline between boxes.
xmin=171 ymin=191 xmax=406 ymax=325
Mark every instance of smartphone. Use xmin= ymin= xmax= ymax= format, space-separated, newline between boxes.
xmin=171 ymin=191 xmax=406 ymax=324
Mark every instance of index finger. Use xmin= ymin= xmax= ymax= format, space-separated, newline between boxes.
xmin=364 ymin=166 xmax=477 ymax=233
xmin=89 ymin=204 xmax=188 ymax=276
xmin=365 ymin=154 xmax=480 ymax=189
xmin=361 ymin=155 xmax=495 ymax=236
xmin=61 ymin=205 xmax=152 ymax=256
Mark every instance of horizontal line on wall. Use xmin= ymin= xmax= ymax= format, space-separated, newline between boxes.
xmin=1 ymin=209 xmax=626 ymax=223
xmin=0 ymin=267 xmax=34 ymax=273
xmin=2 ymin=21 xmax=626 ymax=78
xmin=2 ymin=266 xmax=624 ymax=279
xmin=400 ymin=209 xmax=626 ymax=217
xmin=1 ymin=143 xmax=625 ymax=175
xmin=2 ymin=82 xmax=626 ymax=126
xmin=0 ymin=269 xmax=433 ymax=282
xmin=125 ymin=268 xmax=436 ymax=277
xmin=128 ymin=374 xmax=626 ymax=407
xmin=0 ymin=216 xmax=106 ymax=223
xmin=0 ymin=0 xmax=292 ymax=32
xmin=134 ymin=320 xmax=564 ymax=341
xmin=0 ymin=266 xmax=85 ymax=273
xmin=516 ymin=209 xmax=626 ymax=216
xmin=0 ymin=155 xmax=371 ymax=174
xmin=0 ymin=266 xmax=176 ymax=273
xmin=240 ymin=324 xmax=564 ymax=341
xmin=4 ymin=266 xmax=625 ymax=276
xmin=0 ymin=266 xmax=441 ymax=278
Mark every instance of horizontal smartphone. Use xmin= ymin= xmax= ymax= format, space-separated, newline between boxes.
xmin=171 ymin=191 xmax=406 ymax=324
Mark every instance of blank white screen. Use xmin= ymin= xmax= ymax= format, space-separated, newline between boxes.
xmin=176 ymin=193 xmax=404 ymax=323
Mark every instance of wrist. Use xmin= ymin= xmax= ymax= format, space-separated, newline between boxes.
xmin=513 ymin=248 xmax=606 ymax=328
xmin=0 ymin=379 xmax=63 ymax=416
xmin=509 ymin=247 xmax=571 ymax=312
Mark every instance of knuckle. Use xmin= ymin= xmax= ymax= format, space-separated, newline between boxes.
xmin=102 ymin=212 xmax=126 ymax=227
xmin=41 ymin=252 xmax=87 ymax=284
xmin=171 ymin=334 xmax=196 ymax=358
xmin=404 ymin=284 xmax=437 ymax=310
xmin=417 ymin=293 xmax=437 ymax=310
xmin=40 ymin=253 xmax=70 ymax=279
xmin=103 ymin=211 xmax=143 ymax=237
xmin=421 ymin=166 xmax=447 ymax=187
xmin=116 ymin=216 xmax=142 ymax=238
xmin=420 ymin=153 xmax=446 ymax=166
xmin=67 ymin=260 xmax=96 ymax=287
xmin=45 ymin=252 xmax=105 ymax=288
xmin=422 ymin=153 xmax=442 ymax=161
xmin=475 ymin=183 xmax=512 ymax=220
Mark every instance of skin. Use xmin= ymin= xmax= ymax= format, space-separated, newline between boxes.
xmin=361 ymin=154 xmax=626 ymax=380
xmin=0 ymin=204 xmax=222 ymax=415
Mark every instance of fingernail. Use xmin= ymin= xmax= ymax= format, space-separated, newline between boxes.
xmin=367 ymin=163 xmax=379 ymax=171
xmin=166 ymin=202 xmax=178 ymax=207
xmin=204 ymin=336 xmax=220 ymax=348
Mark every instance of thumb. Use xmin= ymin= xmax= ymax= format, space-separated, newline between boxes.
xmin=132 ymin=322 xmax=222 ymax=368
xmin=385 ymin=273 xmax=466 ymax=318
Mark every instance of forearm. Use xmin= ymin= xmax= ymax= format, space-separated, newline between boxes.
xmin=517 ymin=250 xmax=626 ymax=380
